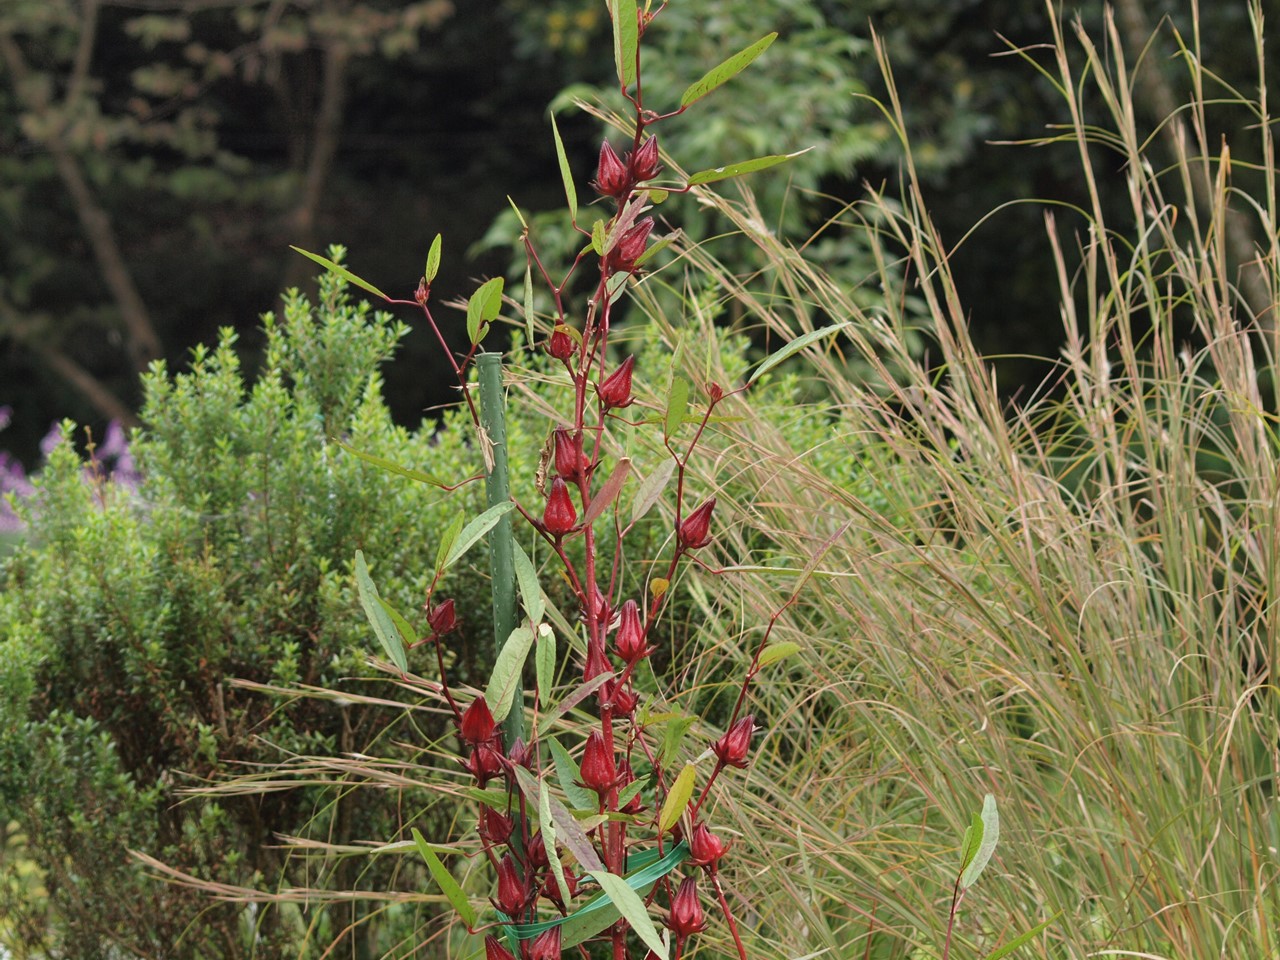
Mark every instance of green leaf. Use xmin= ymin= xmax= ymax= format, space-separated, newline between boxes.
xmin=540 ymin=780 xmax=574 ymax=906
xmin=634 ymin=229 xmax=679 ymax=267
xmin=679 ymin=33 xmax=777 ymax=108
xmin=959 ymin=815 xmax=981 ymax=873
xmin=522 ymin=262 xmax=535 ymax=346
xmin=758 ymin=641 xmax=802 ymax=667
xmin=664 ymin=378 xmax=689 ymax=439
xmin=616 ymin=779 xmax=644 ymax=810
xmin=512 ymin=540 xmax=545 ymax=626
xmin=749 ymin=321 xmax=852 ymax=384
xmin=466 ymin=277 xmax=505 ymax=345
xmin=444 ymin=501 xmax=517 ymax=569
xmin=411 ymin=828 xmax=476 ymax=928
xmin=485 ymin=625 xmax=535 ymax=722
xmin=581 ymin=457 xmax=632 ymax=528
xmin=960 ymin=794 xmax=999 ymax=889
xmin=332 ymin=439 xmax=450 ymax=489
xmin=353 ymin=551 xmax=408 ymax=672
xmin=425 ymin=233 xmax=442 ymax=284
xmin=591 ymin=218 xmax=607 ymax=256
xmin=551 ymin=114 xmax=578 ymax=222
xmin=290 ymin=246 xmax=389 ymax=300
xmin=548 ymin=738 xmax=595 ymax=811
xmin=659 ymin=715 xmax=695 ymax=765
xmin=514 ymin=768 xmax=603 ymax=872
xmin=377 ymin=597 xmax=417 ymax=648
xmin=983 ymin=913 xmax=1061 ymax=960
xmin=558 ymin=843 xmax=689 ymax=949
xmin=629 ymin=458 xmax=677 ymax=526
xmin=611 ymin=0 xmax=638 ymax=89
xmin=588 ymin=871 xmax=667 ymax=959
xmin=658 ymin=762 xmax=696 ymax=832
xmin=686 ymin=149 xmax=809 ymax=187
xmin=434 ymin=514 xmax=465 ymax=576
xmin=535 ymin=624 xmax=556 ymax=708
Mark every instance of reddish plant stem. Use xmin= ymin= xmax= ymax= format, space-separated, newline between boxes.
xmin=712 ymin=872 xmax=749 ymax=960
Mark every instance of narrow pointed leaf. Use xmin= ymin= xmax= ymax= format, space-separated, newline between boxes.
xmin=514 ymin=768 xmax=603 ymax=872
xmin=659 ymin=715 xmax=695 ymax=765
xmin=333 ymin=439 xmax=450 ymax=489
xmin=664 ymin=378 xmax=689 ymax=439
xmin=634 ymin=229 xmax=679 ymax=267
xmin=378 ymin=597 xmax=417 ymax=647
xmin=658 ymin=762 xmax=696 ymax=832
xmin=630 ymin=458 xmax=677 ymax=526
xmin=434 ymin=514 xmax=465 ymax=576
xmin=983 ymin=913 xmax=1061 ymax=960
xmin=535 ymin=624 xmax=556 ymax=708
xmin=679 ymin=33 xmax=777 ymax=107
xmin=444 ymin=501 xmax=517 ymax=568
xmin=749 ymin=321 xmax=852 ymax=383
xmin=551 ymin=113 xmax=578 ymax=222
xmin=611 ymin=0 xmax=638 ymax=89
xmin=686 ymin=150 xmax=809 ymax=187
xmin=411 ymin=828 xmax=476 ymax=927
xmin=353 ymin=551 xmax=408 ymax=672
xmin=522 ymin=262 xmax=535 ymax=345
xmin=425 ymin=234 xmax=442 ymax=284
xmin=291 ymin=246 xmax=389 ymax=300
xmin=485 ymin=625 xmax=536 ymax=721
xmin=591 ymin=218 xmax=607 ymax=255
xmin=616 ymin=779 xmax=644 ymax=810
xmin=466 ymin=277 xmax=505 ymax=344
xmin=588 ymin=871 xmax=667 ymax=959
xmin=549 ymin=738 xmax=595 ymax=811
xmin=512 ymin=540 xmax=545 ymax=626
xmin=540 ymin=780 xmax=574 ymax=905
xmin=581 ymin=457 xmax=632 ymax=527
xmin=960 ymin=794 xmax=999 ymax=889
xmin=959 ymin=815 xmax=982 ymax=873
xmin=558 ymin=843 xmax=688 ymax=948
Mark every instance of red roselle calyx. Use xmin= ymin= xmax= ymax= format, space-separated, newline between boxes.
xmin=428 ymin=597 xmax=456 ymax=634
xmin=688 ymin=821 xmax=730 ymax=868
xmin=679 ymin=497 xmax=717 ymax=549
xmin=459 ymin=698 xmax=497 ymax=743
xmin=507 ymin=737 xmax=533 ymax=769
xmin=543 ymin=477 xmax=577 ymax=536
xmin=630 ymin=135 xmax=660 ymax=181
xmin=713 ymin=715 xmax=757 ymax=769
xmin=606 ymin=216 xmax=654 ymax=274
xmin=486 ymin=935 xmax=517 ymax=960
xmin=547 ymin=326 xmax=574 ymax=362
xmin=598 ymin=355 xmax=636 ymax=409
xmin=594 ymin=140 xmax=630 ymax=198
xmin=466 ymin=744 xmax=504 ymax=786
xmin=609 ymin=680 xmax=638 ymax=714
xmin=479 ymin=806 xmax=514 ymax=845
xmin=496 ymin=853 xmax=527 ymax=916
xmin=667 ymin=875 xmax=707 ymax=939
xmin=582 ymin=642 xmax=610 ymax=683
xmin=579 ymin=729 xmax=617 ymax=798
xmin=527 ymin=926 xmax=562 ymax=960
xmin=614 ymin=599 xmax=646 ymax=662
xmin=553 ymin=427 xmax=588 ymax=483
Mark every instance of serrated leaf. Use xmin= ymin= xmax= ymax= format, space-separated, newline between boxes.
xmin=353 ymin=551 xmax=408 ymax=672
xmin=664 ymin=378 xmax=688 ymax=439
xmin=960 ymin=794 xmax=999 ymax=889
xmin=581 ymin=457 xmax=632 ymax=528
xmin=425 ymin=233 xmax=442 ymax=284
xmin=485 ymin=625 xmax=535 ymax=722
xmin=550 ymin=113 xmax=578 ymax=222
xmin=291 ymin=246 xmax=389 ymax=300
xmin=749 ymin=321 xmax=852 ymax=384
xmin=333 ymin=439 xmax=450 ymax=489
xmin=634 ymin=229 xmax=678 ymax=267
xmin=411 ymin=828 xmax=476 ymax=928
xmin=588 ymin=871 xmax=667 ymax=959
xmin=758 ymin=641 xmax=801 ymax=667
xmin=611 ymin=0 xmax=638 ymax=89
xmin=686 ymin=150 xmax=809 ymax=187
xmin=549 ymin=738 xmax=595 ymax=811
xmin=679 ymin=32 xmax=777 ymax=108
xmin=513 ymin=540 xmax=545 ymax=627
xmin=629 ymin=458 xmax=676 ymax=526
xmin=434 ymin=514 xmax=465 ymax=576
xmin=444 ymin=501 xmax=517 ymax=568
xmin=983 ymin=913 xmax=1061 ymax=960
xmin=540 ymin=780 xmax=573 ymax=905
xmin=658 ymin=763 xmax=696 ymax=833
xmin=466 ymin=277 xmax=505 ymax=344
xmin=535 ymin=624 xmax=556 ymax=708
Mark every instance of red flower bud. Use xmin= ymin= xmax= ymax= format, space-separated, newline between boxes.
xmin=595 ymin=141 xmax=630 ymax=198
xmin=542 ymin=869 xmax=580 ymax=904
xmin=688 ymin=822 xmax=731 ymax=868
xmin=583 ymin=642 xmax=610 ymax=683
xmin=465 ymin=743 xmax=505 ymax=786
xmin=525 ymin=831 xmax=550 ymax=868
xmin=428 ymin=597 xmax=456 ymax=634
xmin=579 ymin=729 xmax=617 ymax=798
xmin=486 ymin=935 xmax=517 ymax=960
xmin=630 ymin=135 xmax=661 ymax=182
xmin=609 ymin=681 xmax=638 ymax=715
xmin=679 ymin=498 xmax=716 ymax=549
xmin=527 ymin=926 xmax=562 ymax=960
xmin=667 ymin=876 xmax=706 ymax=939
xmin=543 ymin=477 xmax=577 ymax=536
xmin=554 ymin=427 xmax=589 ymax=483
xmin=712 ymin=715 xmax=757 ymax=769
xmin=459 ymin=698 xmax=497 ymax=744
xmin=614 ymin=599 xmax=646 ymax=662
xmin=547 ymin=326 xmax=575 ymax=362
xmin=507 ymin=737 xmax=533 ymax=769
xmin=707 ymin=381 xmax=724 ymax=403
xmin=598 ymin=355 xmax=636 ymax=409
xmin=479 ymin=806 xmax=513 ymax=846
xmin=606 ymin=216 xmax=654 ymax=274
xmin=496 ymin=854 xmax=527 ymax=916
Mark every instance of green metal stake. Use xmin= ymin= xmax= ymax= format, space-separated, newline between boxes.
xmin=477 ymin=351 xmax=524 ymax=750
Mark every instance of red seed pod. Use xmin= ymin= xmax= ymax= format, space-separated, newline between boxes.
xmin=667 ymin=876 xmax=706 ymax=939
xmin=486 ymin=935 xmax=517 ymax=960
xmin=496 ymin=854 xmax=527 ymax=916
xmin=606 ymin=216 xmax=654 ymax=274
xmin=466 ymin=743 xmax=505 ymax=786
xmin=579 ymin=729 xmax=617 ymax=798
xmin=630 ymin=135 xmax=661 ymax=182
xmin=610 ymin=681 xmax=638 ymax=715
xmin=582 ymin=642 xmax=610 ymax=683
xmin=547 ymin=326 xmax=575 ymax=362
xmin=507 ymin=737 xmax=533 ymax=769
xmin=688 ymin=821 xmax=731 ymax=868
xmin=613 ymin=599 xmax=646 ymax=662
xmin=428 ymin=597 xmax=457 ymax=634
xmin=543 ymin=477 xmax=577 ymax=536
xmin=598 ymin=355 xmax=636 ymax=409
xmin=679 ymin=498 xmax=717 ymax=549
xmin=479 ymin=806 xmax=514 ymax=846
xmin=525 ymin=831 xmax=550 ymax=868
xmin=553 ymin=427 xmax=588 ymax=483
xmin=459 ymin=698 xmax=497 ymax=744
xmin=595 ymin=141 xmax=630 ymax=198
xmin=712 ymin=715 xmax=757 ymax=769
xmin=527 ymin=926 xmax=562 ymax=960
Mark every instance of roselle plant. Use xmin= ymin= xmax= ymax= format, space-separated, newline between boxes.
xmin=293 ymin=5 xmax=816 ymax=959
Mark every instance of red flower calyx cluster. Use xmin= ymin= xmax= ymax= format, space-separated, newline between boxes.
xmin=594 ymin=136 xmax=661 ymax=200
xmin=712 ymin=714 xmax=757 ymax=769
